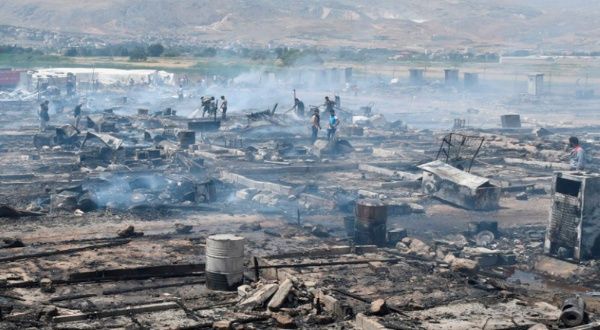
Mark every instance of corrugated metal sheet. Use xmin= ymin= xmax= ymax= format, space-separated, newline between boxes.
xmin=418 ymin=160 xmax=489 ymax=190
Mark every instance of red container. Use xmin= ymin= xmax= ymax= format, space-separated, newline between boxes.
xmin=0 ymin=70 xmax=22 ymax=87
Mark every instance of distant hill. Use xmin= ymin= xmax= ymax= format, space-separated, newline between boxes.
xmin=1 ymin=0 xmax=599 ymax=52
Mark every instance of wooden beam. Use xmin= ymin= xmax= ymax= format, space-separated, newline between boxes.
xmin=102 ymin=279 xmax=205 ymax=295
xmin=0 ymin=240 xmax=130 ymax=263
xmin=7 ymin=263 xmax=206 ymax=288
xmin=52 ymin=302 xmax=180 ymax=323
xmin=565 ymin=321 xmax=600 ymax=330
xmin=69 ymin=263 xmax=205 ymax=282
xmin=258 ymin=257 xmax=404 ymax=269
xmin=49 ymin=293 xmax=96 ymax=302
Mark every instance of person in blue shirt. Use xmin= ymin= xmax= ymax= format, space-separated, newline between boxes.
xmin=327 ymin=110 xmax=339 ymax=141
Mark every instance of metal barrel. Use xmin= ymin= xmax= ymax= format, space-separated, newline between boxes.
xmin=354 ymin=199 xmax=387 ymax=247
xmin=205 ymin=234 xmax=245 ymax=291
xmin=560 ymin=296 xmax=585 ymax=327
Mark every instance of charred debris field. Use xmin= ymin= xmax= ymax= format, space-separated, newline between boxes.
xmin=2 ymin=64 xmax=600 ymax=330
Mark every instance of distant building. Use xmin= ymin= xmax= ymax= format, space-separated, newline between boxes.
xmin=576 ymin=89 xmax=594 ymax=99
xmin=528 ymin=73 xmax=544 ymax=96
xmin=329 ymin=68 xmax=342 ymax=85
xmin=344 ymin=67 xmax=353 ymax=83
xmin=500 ymin=114 xmax=522 ymax=129
xmin=444 ymin=69 xmax=459 ymax=85
xmin=464 ymin=72 xmax=479 ymax=89
xmin=409 ymin=68 xmax=424 ymax=85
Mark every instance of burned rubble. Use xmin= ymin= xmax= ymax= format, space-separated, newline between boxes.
xmin=1 ymin=66 xmax=600 ymax=330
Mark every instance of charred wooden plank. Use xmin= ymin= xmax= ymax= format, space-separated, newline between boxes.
xmin=102 ymin=279 xmax=205 ymax=295
xmin=69 ymin=263 xmax=205 ymax=282
xmin=258 ymin=257 xmax=404 ymax=269
xmin=7 ymin=263 xmax=206 ymax=288
xmin=49 ymin=293 xmax=96 ymax=302
xmin=0 ymin=240 xmax=130 ymax=263
xmin=52 ymin=301 xmax=180 ymax=323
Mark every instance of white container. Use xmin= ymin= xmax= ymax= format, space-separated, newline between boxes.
xmin=205 ymin=234 xmax=245 ymax=290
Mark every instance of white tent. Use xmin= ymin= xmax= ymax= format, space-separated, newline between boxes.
xmin=31 ymin=68 xmax=175 ymax=87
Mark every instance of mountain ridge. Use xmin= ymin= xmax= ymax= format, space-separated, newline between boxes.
xmin=0 ymin=0 xmax=599 ymax=51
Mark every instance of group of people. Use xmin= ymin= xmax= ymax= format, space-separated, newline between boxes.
xmin=200 ymin=95 xmax=228 ymax=120
xmin=35 ymin=95 xmax=589 ymax=172
xmin=302 ymin=96 xmax=588 ymax=172
xmin=38 ymin=100 xmax=83 ymax=131
xmin=309 ymin=96 xmax=339 ymax=144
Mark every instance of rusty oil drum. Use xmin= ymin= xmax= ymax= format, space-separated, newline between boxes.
xmin=354 ymin=199 xmax=387 ymax=247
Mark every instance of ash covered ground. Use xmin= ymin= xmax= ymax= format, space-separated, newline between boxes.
xmin=1 ymin=53 xmax=600 ymax=330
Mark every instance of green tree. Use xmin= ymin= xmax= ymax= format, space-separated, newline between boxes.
xmin=64 ymin=47 xmax=78 ymax=56
xmin=147 ymin=43 xmax=165 ymax=57
xmin=129 ymin=47 xmax=147 ymax=61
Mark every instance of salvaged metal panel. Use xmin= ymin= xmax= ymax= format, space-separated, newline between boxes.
xmin=544 ymin=172 xmax=600 ymax=261
xmin=500 ymin=114 xmax=521 ymax=128
xmin=435 ymin=133 xmax=485 ymax=172
xmin=81 ymin=132 xmax=123 ymax=150
xmin=418 ymin=160 xmax=500 ymax=210
xmin=188 ymin=119 xmax=221 ymax=131
xmin=86 ymin=115 xmax=117 ymax=132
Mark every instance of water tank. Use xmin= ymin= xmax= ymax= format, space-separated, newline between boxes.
xmin=206 ymin=234 xmax=245 ymax=291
